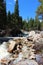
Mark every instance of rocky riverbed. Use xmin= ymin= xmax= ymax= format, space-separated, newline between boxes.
xmin=0 ymin=31 xmax=43 ymax=65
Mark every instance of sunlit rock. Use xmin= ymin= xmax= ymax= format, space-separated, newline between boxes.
xmin=40 ymin=31 xmax=43 ymax=38
xmin=14 ymin=59 xmax=38 ymax=65
xmin=36 ymin=54 xmax=43 ymax=65
xmin=33 ymin=38 xmax=43 ymax=51
xmin=29 ymin=31 xmax=35 ymax=37
xmin=8 ymin=40 xmax=16 ymax=52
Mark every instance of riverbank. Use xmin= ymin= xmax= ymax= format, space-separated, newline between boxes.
xmin=0 ymin=31 xmax=43 ymax=65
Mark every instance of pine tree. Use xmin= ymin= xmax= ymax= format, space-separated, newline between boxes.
xmin=36 ymin=0 xmax=43 ymax=21
xmin=10 ymin=0 xmax=22 ymax=36
xmin=29 ymin=18 xmax=34 ymax=30
xmin=14 ymin=0 xmax=19 ymax=28
xmin=34 ymin=16 xmax=41 ymax=30
xmin=14 ymin=0 xmax=22 ymax=29
xmin=7 ymin=11 xmax=11 ymax=28
xmin=0 ymin=0 xmax=7 ymax=29
xmin=14 ymin=0 xmax=19 ymax=17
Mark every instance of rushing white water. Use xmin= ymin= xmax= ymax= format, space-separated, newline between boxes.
xmin=0 ymin=42 xmax=10 ymax=60
xmin=13 ymin=52 xmax=23 ymax=64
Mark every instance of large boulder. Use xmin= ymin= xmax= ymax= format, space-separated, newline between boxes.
xmin=8 ymin=40 xmax=17 ymax=53
xmin=8 ymin=39 xmax=23 ymax=53
xmin=29 ymin=31 xmax=35 ymax=37
xmin=27 ymin=31 xmax=35 ymax=41
xmin=27 ymin=33 xmax=41 ymax=42
xmin=33 ymin=38 xmax=43 ymax=51
xmin=27 ymin=31 xmax=42 ymax=42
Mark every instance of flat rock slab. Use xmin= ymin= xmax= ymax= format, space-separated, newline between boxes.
xmin=36 ymin=54 xmax=43 ymax=65
xmin=14 ymin=59 xmax=38 ymax=65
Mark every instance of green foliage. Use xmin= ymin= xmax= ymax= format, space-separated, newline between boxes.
xmin=13 ymin=0 xmax=22 ymax=30
xmin=36 ymin=0 xmax=43 ymax=21
xmin=7 ymin=11 xmax=11 ymax=28
xmin=22 ymin=17 xmax=41 ymax=31
xmin=14 ymin=0 xmax=19 ymax=28
xmin=7 ymin=0 xmax=22 ymax=30
xmin=0 ymin=0 xmax=43 ymax=37
xmin=0 ymin=0 xmax=7 ymax=29
xmin=29 ymin=18 xmax=34 ymax=30
xmin=41 ymin=21 xmax=43 ymax=30
xmin=22 ymin=20 xmax=28 ymax=31
xmin=39 ymin=0 xmax=43 ymax=4
xmin=6 ymin=0 xmax=22 ymax=36
xmin=33 ymin=16 xmax=41 ymax=30
xmin=14 ymin=0 xmax=19 ymax=17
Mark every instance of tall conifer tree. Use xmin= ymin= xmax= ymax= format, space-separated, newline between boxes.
xmin=14 ymin=0 xmax=19 ymax=28
xmin=0 ymin=0 xmax=7 ymax=29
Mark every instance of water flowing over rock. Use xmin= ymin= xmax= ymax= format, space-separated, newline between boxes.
xmin=0 ymin=42 xmax=10 ymax=60
xmin=0 ymin=31 xmax=43 ymax=65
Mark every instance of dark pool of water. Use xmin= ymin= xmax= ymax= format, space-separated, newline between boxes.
xmin=0 ymin=37 xmax=13 ymax=43
xmin=0 ymin=34 xmax=28 ymax=43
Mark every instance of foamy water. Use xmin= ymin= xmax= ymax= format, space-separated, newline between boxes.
xmin=13 ymin=52 xmax=23 ymax=64
xmin=0 ymin=42 xmax=10 ymax=60
xmin=0 ymin=42 xmax=23 ymax=63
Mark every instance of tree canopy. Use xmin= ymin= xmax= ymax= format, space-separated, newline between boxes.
xmin=36 ymin=0 xmax=43 ymax=21
xmin=0 ymin=0 xmax=7 ymax=29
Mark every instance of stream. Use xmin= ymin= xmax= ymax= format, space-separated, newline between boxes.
xmin=0 ymin=36 xmax=43 ymax=65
